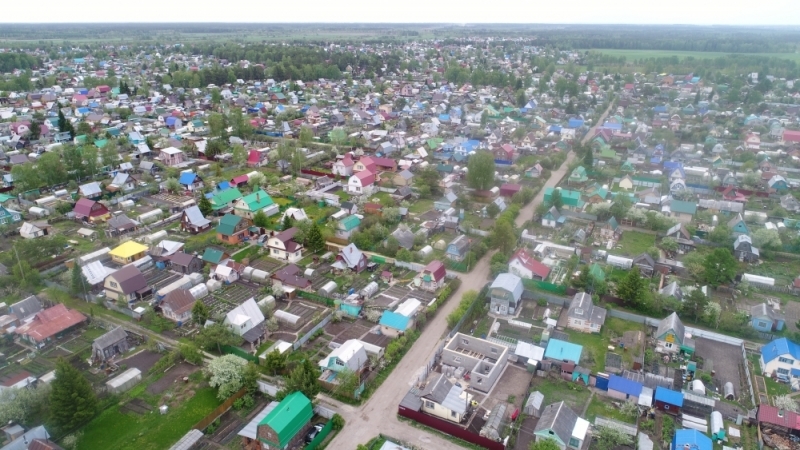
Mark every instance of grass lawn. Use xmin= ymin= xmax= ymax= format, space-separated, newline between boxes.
xmin=367 ymin=191 xmax=396 ymax=207
xmin=76 ymin=387 xmax=221 ymax=450
xmin=565 ymin=318 xmax=644 ymax=373
xmin=184 ymin=229 xmax=220 ymax=253
xmin=232 ymin=244 xmax=261 ymax=263
xmin=530 ymin=378 xmax=591 ymax=413
xmin=584 ymin=48 xmax=800 ymax=65
xmin=614 ymin=231 xmax=656 ymax=257
xmin=584 ymin=395 xmax=636 ymax=424
xmin=408 ymin=199 xmax=434 ymax=214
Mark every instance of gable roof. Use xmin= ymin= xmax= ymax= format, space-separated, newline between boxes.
xmin=108 ymin=264 xmax=148 ymax=294
xmin=535 ymin=401 xmax=578 ymax=445
xmin=608 ymin=374 xmax=643 ymax=397
xmin=339 ymin=215 xmax=361 ymax=231
xmin=338 ymin=243 xmax=365 ymax=268
xmin=183 ymin=205 xmax=211 ymax=228
xmin=490 ymin=273 xmax=523 ymax=299
xmin=162 ymin=289 xmax=196 ymax=316
xmin=762 ymin=337 xmax=800 ymax=364
xmin=422 ymin=260 xmax=447 ymax=282
xmin=211 ymin=188 xmax=243 ymax=210
xmin=656 ymin=312 xmax=685 ymax=342
xmin=258 ymin=391 xmax=313 ymax=448
xmin=241 ymin=189 xmax=274 ymax=211
xmin=92 ymin=326 xmax=127 ymax=350
xmin=670 ymin=199 xmax=697 ymax=215
xmin=510 ymin=248 xmax=550 ymax=279
xmin=15 ymin=304 xmax=86 ymax=342
xmin=217 ymin=214 xmax=244 ymax=236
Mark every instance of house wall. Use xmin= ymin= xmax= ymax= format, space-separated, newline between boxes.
xmin=217 ymin=232 xmax=244 ymax=244
xmin=672 ymin=212 xmax=693 ymax=225
xmin=509 ymin=261 xmax=533 ymax=280
xmin=762 ymin=354 xmax=800 ymax=379
xmin=607 ymin=389 xmax=639 ymax=403
xmin=421 ymin=398 xmax=464 ymax=423
xmin=397 ymin=405 xmax=505 ymax=450
xmin=103 ymin=277 xmax=135 ymax=302
xmin=657 ymin=338 xmax=681 ymax=353
xmin=567 ymin=318 xmax=599 ymax=334
xmin=163 ymin=307 xmax=191 ymax=323
xmin=751 ymin=318 xmax=774 ymax=332
xmin=542 ymin=218 xmax=557 ymax=228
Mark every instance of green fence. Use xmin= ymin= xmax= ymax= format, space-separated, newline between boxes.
xmin=220 ymin=345 xmax=260 ymax=364
xmin=522 ymin=279 xmax=567 ymax=295
xmin=305 ymin=420 xmax=334 ymax=450
xmin=297 ymin=290 xmax=336 ymax=307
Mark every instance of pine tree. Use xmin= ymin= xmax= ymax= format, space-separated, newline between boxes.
xmin=306 ymin=223 xmax=325 ymax=253
xmin=192 ymin=301 xmax=209 ymax=325
xmin=198 ymin=196 xmax=213 ymax=217
xmin=70 ymin=263 xmax=86 ymax=298
xmin=50 ymin=358 xmax=98 ymax=431
xmin=57 ymin=110 xmax=67 ymax=132
xmin=583 ymin=148 xmax=594 ymax=168
xmin=282 ymin=214 xmax=293 ymax=231
xmin=616 ymin=266 xmax=645 ymax=307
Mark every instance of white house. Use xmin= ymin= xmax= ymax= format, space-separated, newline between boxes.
xmin=761 ymin=337 xmax=800 ymax=387
xmin=224 ymin=298 xmax=265 ymax=338
xmin=266 ymin=227 xmax=304 ymax=262
xmin=509 ymin=248 xmax=551 ymax=281
xmin=347 ymin=170 xmax=376 ymax=195
xmin=318 ymin=339 xmax=369 ymax=373
xmin=333 ymin=153 xmax=355 ymax=177
xmin=566 ymin=292 xmax=607 ymax=334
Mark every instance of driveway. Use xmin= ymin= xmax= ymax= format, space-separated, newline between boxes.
xmin=325 ymin=103 xmax=616 ymax=449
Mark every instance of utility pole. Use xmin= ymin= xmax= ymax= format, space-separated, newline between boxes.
xmin=13 ymin=243 xmax=25 ymax=282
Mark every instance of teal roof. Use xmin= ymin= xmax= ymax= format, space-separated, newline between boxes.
xmin=240 ymin=189 xmax=274 ymax=211
xmin=217 ymin=213 xmax=243 ymax=236
xmin=339 ymin=215 xmax=361 ymax=231
xmin=379 ymin=311 xmax=411 ymax=330
xmin=544 ymin=187 xmax=582 ymax=207
xmin=544 ymin=339 xmax=582 ymax=363
xmin=202 ymin=247 xmax=225 ymax=264
xmin=670 ymin=200 xmax=697 ymax=215
xmin=258 ymin=392 xmax=313 ymax=448
xmin=211 ymin=188 xmax=243 ymax=210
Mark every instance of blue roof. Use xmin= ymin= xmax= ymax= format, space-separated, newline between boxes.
xmin=179 ymin=172 xmax=197 ymax=185
xmin=762 ymin=337 xmax=800 ymax=364
xmin=654 ymin=387 xmax=683 ymax=407
xmin=549 ymin=125 xmax=562 ymax=133
xmin=165 ymin=117 xmax=177 ymax=126
xmin=602 ymin=122 xmax=623 ymax=131
xmin=608 ymin=374 xmax=643 ymax=397
xmin=672 ymin=429 xmax=711 ymax=450
xmin=379 ymin=311 xmax=410 ymax=330
xmin=568 ymin=118 xmax=584 ymax=128
xmin=217 ymin=181 xmax=231 ymax=191
xmin=544 ymin=339 xmax=583 ymax=363
xmin=663 ymin=161 xmax=683 ymax=171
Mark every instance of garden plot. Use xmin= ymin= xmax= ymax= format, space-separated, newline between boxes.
xmin=274 ymin=299 xmax=330 ymax=336
xmin=211 ymin=282 xmax=260 ymax=309
xmin=144 ymin=271 xmax=183 ymax=291
xmin=324 ymin=318 xmax=371 ymax=345
xmin=371 ymin=285 xmax=437 ymax=310
xmin=250 ymin=257 xmax=285 ymax=273
xmin=151 ymin=193 xmax=194 ymax=206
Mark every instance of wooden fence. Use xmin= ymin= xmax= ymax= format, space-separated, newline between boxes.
xmin=193 ymin=388 xmax=247 ymax=431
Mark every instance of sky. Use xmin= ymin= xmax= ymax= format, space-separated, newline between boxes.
xmin=3 ymin=0 xmax=800 ymax=25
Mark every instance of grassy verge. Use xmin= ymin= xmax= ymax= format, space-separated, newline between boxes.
xmin=531 ymin=378 xmax=591 ymax=412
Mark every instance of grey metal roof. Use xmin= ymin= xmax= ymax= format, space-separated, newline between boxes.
xmin=79 ymin=182 xmax=102 ymax=197
xmin=526 ymin=391 xmax=544 ymax=411
xmin=183 ymin=205 xmax=210 ymax=227
xmin=751 ymin=303 xmax=785 ymax=322
xmin=490 ymin=273 xmax=523 ymax=300
xmin=93 ymin=326 xmax=127 ymax=350
xmin=441 ymin=385 xmax=468 ymax=415
xmin=10 ymin=295 xmax=43 ymax=321
xmin=659 ymin=281 xmax=682 ymax=299
xmin=168 ymin=429 xmax=205 ymax=450
xmin=238 ymin=401 xmax=278 ymax=439
xmin=568 ymin=292 xmax=593 ymax=320
xmin=399 ymin=390 xmax=423 ymax=410
xmin=420 ymin=373 xmax=451 ymax=404
xmin=535 ymin=401 xmax=578 ymax=445
xmin=656 ymin=312 xmax=684 ymax=344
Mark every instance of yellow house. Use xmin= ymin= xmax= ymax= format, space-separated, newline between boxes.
xmin=618 ymin=175 xmax=633 ymax=190
xmin=109 ymin=241 xmax=149 ymax=265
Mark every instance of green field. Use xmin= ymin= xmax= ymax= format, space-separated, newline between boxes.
xmin=586 ymin=48 xmax=800 ymax=64
xmin=615 ymin=230 xmax=656 ymax=258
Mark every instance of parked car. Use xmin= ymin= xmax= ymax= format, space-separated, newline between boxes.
xmin=304 ymin=424 xmax=324 ymax=443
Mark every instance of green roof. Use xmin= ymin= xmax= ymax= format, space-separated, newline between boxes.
xmin=258 ymin=392 xmax=313 ymax=448
xmin=240 ymin=189 xmax=274 ymax=211
xmin=94 ymin=139 xmax=108 ymax=148
xmin=589 ymin=263 xmax=606 ymax=282
xmin=217 ymin=213 xmax=243 ymax=236
xmin=202 ymin=247 xmax=225 ymax=264
xmin=670 ymin=200 xmax=697 ymax=215
xmin=544 ymin=187 xmax=582 ymax=208
xmin=339 ymin=215 xmax=361 ymax=231
xmin=75 ymin=135 xmax=87 ymax=144
xmin=0 ymin=194 xmax=14 ymax=203
xmin=211 ymin=188 xmax=243 ymax=210
xmin=105 ymin=128 xmax=121 ymax=137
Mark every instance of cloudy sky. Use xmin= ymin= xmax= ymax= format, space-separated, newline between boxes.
xmin=3 ymin=0 xmax=800 ymax=25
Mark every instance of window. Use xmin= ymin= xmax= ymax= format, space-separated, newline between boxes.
xmin=665 ymin=342 xmax=673 ymax=349
xmin=779 ymin=357 xmax=794 ymax=365
xmin=453 ymin=356 xmax=462 ymax=363
xmin=461 ymin=338 xmax=469 ymax=345
xmin=110 ymin=282 xmax=118 ymax=288
xmin=758 ymin=321 xmax=769 ymax=328
xmin=664 ymin=405 xmax=670 ymax=410
xmin=450 ymin=410 xmax=457 ymax=417
xmin=778 ymin=368 xmax=790 ymax=375
xmin=424 ymin=401 xmax=434 ymax=409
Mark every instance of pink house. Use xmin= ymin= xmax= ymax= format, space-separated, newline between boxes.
xmin=784 ymin=130 xmax=800 ymax=144
xmin=158 ymin=147 xmax=185 ymax=167
xmin=348 ymin=170 xmax=376 ymax=195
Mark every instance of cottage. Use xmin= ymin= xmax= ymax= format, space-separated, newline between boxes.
xmin=655 ymin=312 xmax=694 ymax=355
xmin=253 ymin=392 xmax=313 ymax=450
xmin=211 ymin=188 xmax=243 ymax=212
xmin=533 ymin=401 xmax=590 ymax=450
xmin=271 ymin=264 xmax=312 ymax=291
xmin=445 ymin=234 xmax=471 ymax=262
xmin=508 ymin=248 xmax=550 ymax=280
xmin=728 ymin=213 xmax=750 ymax=237
xmin=734 ymin=234 xmax=759 ymax=263
xmin=654 ymin=387 xmax=683 ymax=415
xmin=598 ymin=216 xmax=622 ymax=240
xmin=659 ymin=281 xmax=683 ymax=302
xmin=751 ymin=303 xmax=785 ymax=332
xmin=73 ymin=198 xmax=110 ymax=223
xmin=9 ymin=295 xmax=43 ymax=322
xmin=336 ymin=215 xmax=361 ymax=239
xmin=234 ymin=190 xmax=278 ymax=219
xmin=217 ymin=214 xmax=251 ymax=244
xmin=158 ymin=147 xmax=184 ymax=167
xmin=104 ymin=265 xmax=149 ymax=304
xmin=224 ymin=299 xmax=265 ymax=345
xmin=332 ymin=153 xmax=355 ymax=177
xmin=180 ymin=206 xmax=212 ymax=234
xmin=667 ymin=200 xmax=697 ymax=224
xmin=392 ymin=169 xmax=414 ymax=187
xmin=760 ymin=337 xmax=800 ymax=385
xmin=178 ymin=172 xmax=204 ymax=192
xmin=15 ymin=304 xmax=86 ymax=347
xmin=566 ymin=292 xmax=607 ymax=333
xmin=168 ymin=251 xmax=203 ymax=274
xmin=569 ymin=166 xmax=588 ymax=183
xmin=160 ymin=289 xmax=196 ymax=323
xmin=416 ymin=260 xmax=447 ymax=292
xmin=417 ymin=373 xmax=473 ymax=423
xmin=267 ymin=227 xmax=304 ymax=262
xmin=109 ymin=241 xmax=148 ymax=265
xmin=335 ymin=244 xmax=368 ymax=273
xmin=489 ymin=273 xmax=524 ymax=315
xmin=91 ymin=327 xmax=129 ymax=363
xmin=0 ymin=205 xmax=22 ymax=225
xmin=348 ymin=170 xmax=376 ymax=195
xmin=526 ymin=163 xmax=544 ymax=178
xmin=19 ymin=221 xmax=53 ymax=239
xmin=541 ymin=206 xmax=562 ymax=229
xmin=607 ymin=374 xmax=643 ymax=403
xmin=632 ymin=253 xmax=656 ymax=277
xmin=318 ymin=339 xmax=369 ymax=375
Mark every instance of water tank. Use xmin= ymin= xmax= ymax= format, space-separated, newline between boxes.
xmin=360 ymin=282 xmax=379 ymax=299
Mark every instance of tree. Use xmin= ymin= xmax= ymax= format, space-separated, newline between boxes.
xmin=467 ymin=150 xmax=496 ymax=191
xmin=57 ymin=109 xmax=68 ymax=132
xmin=329 ymin=128 xmax=347 ymax=146
xmin=306 ymin=223 xmax=325 ymax=253
xmin=99 ymin=140 xmax=119 ymax=168
xmin=660 ymin=237 xmax=679 ymax=254
xmin=594 ymin=426 xmax=633 ymax=450
xmin=211 ymin=88 xmax=222 ymax=105
xmin=703 ymin=248 xmax=737 ymax=287
xmin=263 ymin=350 xmax=287 ymax=376
xmin=774 ymin=395 xmax=800 ymax=413
xmin=28 ymin=121 xmax=41 ymax=140
xmin=415 ymin=166 xmax=441 ymax=199
xmin=282 ymin=214 xmax=294 ymax=231
xmin=0 ymin=385 xmax=50 ymax=427
xmin=82 ymin=145 xmax=99 ymax=179
xmin=753 ymin=228 xmax=782 ymax=250
xmin=76 ymin=122 xmax=93 ymax=138
xmin=165 ymin=178 xmax=181 ymax=194
xmin=617 ymin=266 xmax=646 ymax=308
xmin=583 ymin=148 xmax=593 ymax=168
xmin=208 ymin=113 xmax=226 ymax=138
xmin=192 ymin=301 xmax=210 ymax=325
xmin=70 ymin=263 xmax=87 ymax=298
xmin=50 ymin=358 xmax=97 ymax=431
xmin=278 ymin=359 xmax=320 ymax=401
xmin=704 ymin=301 xmax=722 ymax=328
xmin=299 ymin=126 xmax=314 ymax=146
xmin=11 ymin=163 xmax=42 ymax=193
xmin=231 ymin=144 xmax=247 ymax=167
xmin=549 ymin=189 xmax=563 ymax=210
xmin=38 ymin=151 xmax=68 ymax=186
xmin=206 ymin=354 xmax=248 ymax=400
xmin=682 ymin=288 xmax=709 ymax=322
xmin=491 ymin=220 xmax=516 ymax=254
xmin=530 ymin=439 xmax=561 ymax=450
xmin=708 ymin=224 xmax=732 ymax=245
xmin=396 ymin=248 xmax=413 ymax=262
xmin=253 ymin=210 xmax=269 ymax=228
xmin=291 ymin=148 xmax=304 ymax=175
xmin=198 ymin=196 xmax=213 ymax=217
xmin=334 ymin=368 xmax=363 ymax=399
xmin=247 ymin=173 xmax=266 ymax=191
xmin=197 ymin=323 xmax=241 ymax=353
xmin=486 ymin=202 xmax=500 ymax=219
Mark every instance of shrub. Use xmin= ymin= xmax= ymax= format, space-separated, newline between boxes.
xmin=331 ymin=413 xmax=345 ymax=430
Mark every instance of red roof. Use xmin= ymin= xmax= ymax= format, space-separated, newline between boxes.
xmin=73 ymin=198 xmax=108 ymax=217
xmin=340 ymin=153 xmax=354 ymax=167
xmin=758 ymin=404 xmax=800 ymax=430
xmin=353 ymin=170 xmax=375 ymax=186
xmin=15 ymin=304 xmax=86 ymax=343
xmin=785 ymin=130 xmax=800 ymax=143
xmin=247 ymin=149 xmax=262 ymax=164
xmin=500 ymin=183 xmax=522 ymax=197
xmin=423 ymin=260 xmax=447 ymax=282
xmin=231 ymin=174 xmax=249 ymax=185
xmin=361 ymin=156 xmax=396 ymax=170
xmin=510 ymin=249 xmax=551 ymax=279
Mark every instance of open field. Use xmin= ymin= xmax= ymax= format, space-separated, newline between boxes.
xmin=585 ymin=48 xmax=800 ymax=64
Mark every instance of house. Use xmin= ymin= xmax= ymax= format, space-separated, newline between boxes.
xmin=751 ymin=303 xmax=785 ymax=332
xmin=440 ymin=333 xmax=509 ymax=392
xmin=91 ymin=326 xmax=129 ymax=363
xmin=489 ymin=273 xmax=524 ymax=315
xmin=168 ymin=251 xmax=203 ymax=274
xmin=336 ymin=215 xmax=361 ymax=239
xmin=332 ymin=153 xmax=355 ymax=177
xmin=9 ymin=295 xmax=43 ymax=322
xmin=416 ymin=260 xmax=447 ymax=292
xmin=757 ymin=404 xmax=800 ymax=441
xmin=760 ymin=337 xmax=800 ymax=385
xmin=734 ymin=234 xmax=759 ymax=263
xmin=445 ymin=235 xmax=471 ymax=262
xmin=318 ymin=339 xmax=369 ymax=374
xmin=379 ymin=298 xmax=421 ymax=337
xmin=659 ymin=281 xmax=683 ymax=302
xmin=19 ymin=221 xmax=53 ymax=239
xmin=533 ymin=401 xmax=590 ymax=450
xmin=392 ymin=169 xmax=414 ymax=187
xmin=671 ymin=429 xmax=711 ymax=450
xmin=607 ymin=374 xmax=643 ymax=403
xmin=544 ymin=188 xmax=583 ymax=210
xmin=254 ymin=392 xmax=314 ymax=450
xmin=180 ymin=206 xmax=211 ymax=234
xmin=417 ymin=373 xmax=473 ymax=423
xmin=566 ymin=292 xmax=607 ymax=333
xmin=271 ymin=264 xmax=312 ymax=291
xmin=15 ymin=304 xmax=86 ymax=347
xmin=73 ymin=198 xmax=110 ymax=223
xmin=234 ymin=190 xmax=278 ymax=219
xmin=781 ymin=194 xmax=800 ymax=213
xmin=544 ymin=339 xmax=583 ymax=364
xmin=335 ymin=244 xmax=368 ymax=273
xmin=598 ymin=216 xmax=622 ymax=240
xmin=106 ymin=214 xmax=138 ymax=236
xmin=728 ymin=213 xmax=750 ymax=237
xmin=569 ymin=166 xmax=588 ymax=183
xmin=655 ymin=312 xmax=694 ymax=354
xmin=654 ymin=387 xmax=683 ymax=414
xmin=267 ymin=228 xmax=303 ymax=262
xmin=158 ymin=147 xmax=185 ymax=166
xmin=618 ymin=175 xmax=633 ymax=190
xmin=769 ymin=175 xmax=789 ymax=192
xmin=632 ymin=253 xmax=656 ymax=277
xmin=541 ymin=206 xmax=561 ymax=228
xmin=667 ymin=200 xmax=697 ymax=224
xmin=526 ymin=163 xmax=544 ymax=178
xmin=217 ymin=214 xmax=251 ymax=244
xmin=107 ymin=173 xmax=136 ymax=192
xmin=247 ymin=148 xmax=269 ymax=167
xmin=160 ymin=289 xmax=196 ymax=324
xmin=109 ymin=241 xmax=148 ymax=265
xmin=0 ymin=206 xmax=22 ymax=225
xmin=348 ymin=170 xmax=376 ymax=195
xmin=434 ymin=192 xmax=458 ymax=211
xmin=224 ymin=298 xmax=265 ymax=346
xmin=508 ymin=248 xmax=551 ymax=281
xmin=211 ymin=188 xmax=243 ymax=212
xmin=390 ymin=225 xmax=415 ymax=250
xmin=104 ymin=265 xmax=149 ymax=304
xmin=178 ymin=172 xmax=204 ymax=192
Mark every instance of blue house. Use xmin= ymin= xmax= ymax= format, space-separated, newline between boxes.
xmin=760 ymin=337 xmax=800 ymax=383
xmin=769 ymin=175 xmax=789 ymax=192
xmin=445 ymin=235 xmax=471 ymax=262
xmin=750 ymin=303 xmax=785 ymax=332
xmin=727 ymin=213 xmax=750 ymax=237
xmin=434 ymin=192 xmax=457 ymax=211
xmin=654 ymin=387 xmax=683 ymax=414
xmin=671 ymin=429 xmax=711 ymax=450
xmin=608 ymin=374 xmax=643 ymax=402
xmin=568 ymin=118 xmax=584 ymax=128
xmin=128 ymin=131 xmax=145 ymax=145
xmin=544 ymin=339 xmax=583 ymax=364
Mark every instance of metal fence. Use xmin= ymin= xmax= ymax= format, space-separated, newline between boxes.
xmin=742 ymin=343 xmax=757 ymax=407
xmin=293 ymin=313 xmax=333 ymax=350
xmin=305 ymin=420 xmax=334 ymax=450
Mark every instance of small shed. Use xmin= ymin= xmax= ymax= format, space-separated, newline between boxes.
xmin=106 ymin=367 xmax=142 ymax=394
xmin=691 ymin=379 xmax=706 ymax=395
xmin=524 ymin=391 xmax=544 ymax=417
xmin=723 ymin=382 xmax=734 ymax=400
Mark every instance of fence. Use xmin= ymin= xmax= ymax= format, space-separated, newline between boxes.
xmin=104 ymin=301 xmax=144 ymax=320
xmin=397 ymin=407 xmax=505 ymax=450
xmin=293 ymin=313 xmax=333 ymax=350
xmin=305 ymin=420 xmax=334 ymax=450
xmin=221 ymin=345 xmax=260 ymax=364
xmin=522 ymin=279 xmax=567 ymax=295
xmin=297 ymin=290 xmax=336 ymax=307
xmin=193 ymin=388 xmax=247 ymax=431
xmin=742 ymin=343 xmax=757 ymax=407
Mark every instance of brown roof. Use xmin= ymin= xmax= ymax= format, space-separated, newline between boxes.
xmin=161 ymin=289 xmax=196 ymax=316
xmin=0 ymin=369 xmax=33 ymax=387
xmin=109 ymin=265 xmax=148 ymax=294
xmin=169 ymin=251 xmax=197 ymax=267
xmin=15 ymin=304 xmax=86 ymax=342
